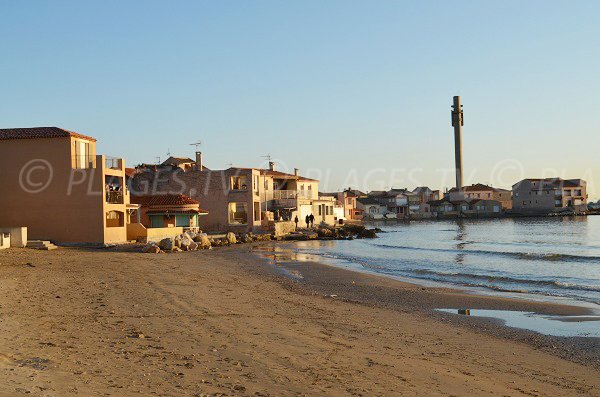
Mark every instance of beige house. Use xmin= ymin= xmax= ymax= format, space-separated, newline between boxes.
xmin=337 ymin=189 xmax=365 ymax=220
xmin=512 ymin=178 xmax=587 ymax=214
xmin=0 ymin=127 xmax=131 ymax=245
xmin=447 ymin=183 xmax=512 ymax=210
xmin=131 ymin=161 xmax=335 ymax=232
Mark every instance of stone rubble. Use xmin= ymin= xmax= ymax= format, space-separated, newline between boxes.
xmin=141 ymin=225 xmax=378 ymax=253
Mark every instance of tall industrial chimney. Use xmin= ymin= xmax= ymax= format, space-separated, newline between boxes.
xmin=451 ymin=96 xmax=464 ymax=190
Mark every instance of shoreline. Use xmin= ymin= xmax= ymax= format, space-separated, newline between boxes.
xmin=245 ymin=241 xmax=600 ymax=368
xmin=256 ymin=240 xmax=600 ymax=311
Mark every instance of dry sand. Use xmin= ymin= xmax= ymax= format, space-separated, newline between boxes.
xmin=0 ymin=244 xmax=598 ymax=396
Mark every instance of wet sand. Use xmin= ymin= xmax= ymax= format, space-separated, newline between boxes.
xmin=0 ymin=244 xmax=598 ymax=396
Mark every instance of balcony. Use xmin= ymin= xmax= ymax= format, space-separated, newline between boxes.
xmin=105 ymin=156 xmax=122 ymax=170
xmin=272 ymin=190 xmax=312 ymax=200
xmin=106 ymin=190 xmax=124 ymax=204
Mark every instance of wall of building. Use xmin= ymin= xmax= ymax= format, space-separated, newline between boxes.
xmin=0 ymin=137 xmax=126 ymax=244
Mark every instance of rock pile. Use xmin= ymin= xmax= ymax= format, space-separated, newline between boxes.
xmin=141 ymin=225 xmax=378 ymax=253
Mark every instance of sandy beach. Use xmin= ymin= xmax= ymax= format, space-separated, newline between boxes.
xmin=0 ymin=244 xmax=599 ymax=396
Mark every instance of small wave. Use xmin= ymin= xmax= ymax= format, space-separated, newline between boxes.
xmin=407 ymin=268 xmax=600 ymax=292
xmin=372 ymin=243 xmax=600 ymax=264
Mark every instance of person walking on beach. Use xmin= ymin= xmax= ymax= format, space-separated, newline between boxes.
xmin=305 ymin=214 xmax=310 ymax=228
xmin=294 ymin=215 xmax=299 ymax=230
xmin=309 ymin=213 xmax=315 ymax=228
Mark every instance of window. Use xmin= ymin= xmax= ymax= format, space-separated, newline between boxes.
xmin=487 ymin=193 xmax=491 ymax=198
xmin=318 ymin=206 xmax=322 ymax=216
xmin=308 ymin=185 xmax=312 ymax=190
xmin=564 ymin=190 xmax=572 ymax=196
xmin=74 ymin=140 xmax=92 ymax=169
xmin=150 ymin=215 xmax=164 ymax=228
xmin=106 ymin=211 xmax=124 ymax=227
xmin=253 ymin=175 xmax=259 ymax=191
xmin=264 ymin=179 xmax=269 ymax=189
xmin=175 ymin=215 xmax=190 ymax=227
xmin=228 ymin=202 xmax=248 ymax=224
xmin=231 ymin=176 xmax=248 ymax=190
xmin=493 ymin=206 xmax=500 ymax=212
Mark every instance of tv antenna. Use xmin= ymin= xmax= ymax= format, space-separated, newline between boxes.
xmin=190 ymin=141 xmax=202 ymax=151
xmin=261 ymin=154 xmax=272 ymax=162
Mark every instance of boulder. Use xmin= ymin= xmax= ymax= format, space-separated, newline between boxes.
xmin=317 ymin=227 xmax=335 ymax=238
xmin=188 ymin=241 xmax=198 ymax=251
xmin=158 ymin=238 xmax=174 ymax=252
xmin=142 ymin=243 xmax=160 ymax=253
xmin=174 ymin=235 xmax=183 ymax=248
xmin=180 ymin=235 xmax=194 ymax=251
xmin=240 ymin=233 xmax=253 ymax=243
xmin=358 ymin=228 xmax=378 ymax=239
xmin=198 ymin=234 xmax=211 ymax=249
xmin=172 ymin=246 xmax=182 ymax=253
xmin=226 ymin=232 xmax=237 ymax=245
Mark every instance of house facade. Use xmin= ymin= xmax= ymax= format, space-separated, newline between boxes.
xmin=130 ymin=194 xmax=208 ymax=230
xmin=356 ymin=197 xmax=388 ymax=220
xmin=0 ymin=127 xmax=131 ymax=244
xmin=131 ymin=161 xmax=336 ymax=232
xmin=512 ymin=178 xmax=587 ymax=214
xmin=336 ymin=188 xmax=365 ymax=220
xmin=447 ymin=183 xmax=512 ymax=210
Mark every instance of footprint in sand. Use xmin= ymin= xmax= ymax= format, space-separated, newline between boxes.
xmin=0 ymin=353 xmax=15 ymax=367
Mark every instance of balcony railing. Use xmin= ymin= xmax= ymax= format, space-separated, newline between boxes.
xmin=106 ymin=191 xmax=124 ymax=204
xmin=272 ymin=190 xmax=313 ymax=200
xmin=105 ymin=156 xmax=121 ymax=170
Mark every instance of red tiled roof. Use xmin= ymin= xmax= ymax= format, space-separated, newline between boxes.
xmin=131 ymin=194 xmax=199 ymax=206
xmin=146 ymin=209 xmax=208 ymax=215
xmin=0 ymin=127 xmax=97 ymax=142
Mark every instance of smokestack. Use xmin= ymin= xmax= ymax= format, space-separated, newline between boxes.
xmin=195 ymin=151 xmax=203 ymax=171
xmin=294 ymin=168 xmax=299 ymax=176
xmin=451 ymin=96 xmax=464 ymax=190
xmin=269 ymin=161 xmax=275 ymax=171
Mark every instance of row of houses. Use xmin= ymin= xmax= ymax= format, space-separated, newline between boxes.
xmin=0 ymin=126 xmax=590 ymax=246
xmin=333 ymin=180 xmax=587 ymax=220
xmin=0 ymin=127 xmax=343 ymax=246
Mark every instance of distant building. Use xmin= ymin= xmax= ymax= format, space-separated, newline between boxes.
xmin=337 ymin=188 xmax=365 ymax=220
xmin=447 ymin=183 xmax=512 ymax=210
xmin=356 ymin=197 xmax=388 ymax=220
xmin=512 ymin=178 xmax=587 ymax=214
xmin=0 ymin=127 xmax=132 ymax=244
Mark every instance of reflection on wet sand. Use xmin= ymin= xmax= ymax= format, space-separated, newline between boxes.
xmin=438 ymin=308 xmax=600 ymax=337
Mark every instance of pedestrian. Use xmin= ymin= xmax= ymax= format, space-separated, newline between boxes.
xmin=294 ymin=215 xmax=299 ymax=230
xmin=305 ymin=214 xmax=310 ymax=228
xmin=309 ymin=213 xmax=315 ymax=228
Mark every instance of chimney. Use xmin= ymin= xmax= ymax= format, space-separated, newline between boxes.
xmin=269 ymin=161 xmax=275 ymax=171
xmin=195 ymin=151 xmax=203 ymax=171
xmin=294 ymin=168 xmax=299 ymax=176
xmin=451 ymin=96 xmax=464 ymax=190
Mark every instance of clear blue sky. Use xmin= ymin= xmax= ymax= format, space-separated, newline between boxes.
xmin=2 ymin=1 xmax=599 ymax=197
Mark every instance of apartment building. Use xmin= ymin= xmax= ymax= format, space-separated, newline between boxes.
xmin=0 ymin=127 xmax=131 ymax=244
xmin=447 ymin=183 xmax=512 ymax=210
xmin=512 ymin=178 xmax=587 ymax=214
